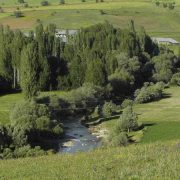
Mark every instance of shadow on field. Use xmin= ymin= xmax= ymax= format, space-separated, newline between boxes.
xmin=138 ymin=122 xmax=156 ymax=131
xmin=162 ymin=93 xmax=172 ymax=99
xmin=0 ymin=89 xmax=21 ymax=97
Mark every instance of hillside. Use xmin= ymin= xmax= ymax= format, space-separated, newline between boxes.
xmin=0 ymin=0 xmax=179 ymax=40
xmin=0 ymin=141 xmax=180 ymax=179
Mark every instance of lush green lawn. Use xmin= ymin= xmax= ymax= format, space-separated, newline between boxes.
xmin=0 ymin=141 xmax=180 ymax=179
xmin=0 ymin=93 xmax=23 ymax=125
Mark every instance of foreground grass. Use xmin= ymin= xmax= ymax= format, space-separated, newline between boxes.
xmin=0 ymin=141 xmax=180 ymax=179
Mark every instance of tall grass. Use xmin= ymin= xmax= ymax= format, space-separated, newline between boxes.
xmin=0 ymin=141 xmax=180 ymax=179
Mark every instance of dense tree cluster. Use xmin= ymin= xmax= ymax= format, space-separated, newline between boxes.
xmin=0 ymin=22 xmax=178 ymax=97
xmin=0 ymin=21 xmax=179 ymax=155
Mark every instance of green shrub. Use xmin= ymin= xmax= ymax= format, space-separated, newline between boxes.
xmin=14 ymin=11 xmax=23 ymax=18
xmin=10 ymin=100 xmax=63 ymax=147
xmin=108 ymin=132 xmax=129 ymax=147
xmin=41 ymin=1 xmax=49 ymax=6
xmin=134 ymin=82 xmax=165 ymax=103
xmin=102 ymin=101 xmax=117 ymax=118
xmin=0 ymin=126 xmax=11 ymax=152
xmin=121 ymin=99 xmax=133 ymax=109
xmin=170 ymin=73 xmax=180 ymax=86
xmin=117 ymin=106 xmax=138 ymax=132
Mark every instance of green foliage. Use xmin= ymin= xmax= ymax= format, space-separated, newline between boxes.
xmin=152 ymin=52 xmax=177 ymax=83
xmin=14 ymin=11 xmax=23 ymax=18
xmin=18 ymin=0 xmax=24 ymax=4
xmin=10 ymin=100 xmax=63 ymax=148
xmin=41 ymin=1 xmax=49 ymax=6
xmin=20 ymin=42 xmax=40 ymax=99
xmin=108 ymin=131 xmax=129 ymax=147
xmin=121 ymin=99 xmax=134 ymax=109
xmin=85 ymin=59 xmax=107 ymax=86
xmin=117 ymin=106 xmax=138 ymax=132
xmin=135 ymin=82 xmax=165 ymax=104
xmin=1 ymin=145 xmax=46 ymax=159
xmin=102 ymin=101 xmax=117 ymax=118
xmin=0 ymin=126 xmax=11 ymax=152
xmin=170 ymin=73 xmax=180 ymax=86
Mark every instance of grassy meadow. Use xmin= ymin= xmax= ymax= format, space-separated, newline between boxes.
xmin=100 ymin=87 xmax=180 ymax=143
xmin=0 ymin=140 xmax=180 ymax=179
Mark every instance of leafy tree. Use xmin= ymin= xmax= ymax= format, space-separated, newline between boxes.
xmin=170 ymin=73 xmax=180 ymax=86
xmin=117 ymin=106 xmax=138 ymax=133
xmin=152 ymin=52 xmax=176 ymax=83
xmin=20 ymin=42 xmax=40 ymax=99
xmin=35 ymin=24 xmax=50 ymax=90
xmin=85 ymin=59 xmax=107 ymax=86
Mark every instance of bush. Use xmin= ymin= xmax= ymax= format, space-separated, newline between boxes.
xmin=60 ymin=0 xmax=65 ymax=4
xmin=121 ymin=99 xmax=133 ymax=109
xmin=134 ymin=82 xmax=165 ymax=104
xmin=14 ymin=11 xmax=23 ymax=18
xmin=108 ymin=132 xmax=129 ymax=147
xmin=18 ymin=0 xmax=24 ymax=3
xmin=102 ymin=101 xmax=117 ymax=118
xmin=0 ymin=126 xmax=11 ymax=152
xmin=117 ymin=106 xmax=138 ymax=132
xmin=10 ymin=100 xmax=63 ymax=147
xmin=170 ymin=73 xmax=180 ymax=86
xmin=13 ymin=145 xmax=46 ymax=158
xmin=41 ymin=1 xmax=49 ymax=6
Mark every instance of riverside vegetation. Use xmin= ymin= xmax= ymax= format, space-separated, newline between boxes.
xmin=0 ymin=20 xmax=180 ymax=159
xmin=0 ymin=1 xmax=180 ymax=178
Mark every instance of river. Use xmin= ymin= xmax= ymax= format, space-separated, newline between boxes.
xmin=59 ymin=120 xmax=100 ymax=153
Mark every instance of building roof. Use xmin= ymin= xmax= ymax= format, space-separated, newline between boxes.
xmin=55 ymin=29 xmax=78 ymax=35
xmin=152 ymin=37 xmax=179 ymax=44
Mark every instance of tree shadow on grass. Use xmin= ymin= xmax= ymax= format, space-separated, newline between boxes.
xmin=0 ymin=89 xmax=21 ymax=97
xmin=138 ymin=122 xmax=156 ymax=131
xmin=129 ymin=122 xmax=156 ymax=143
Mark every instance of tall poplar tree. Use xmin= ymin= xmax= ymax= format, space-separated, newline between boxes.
xmin=20 ymin=42 xmax=40 ymax=99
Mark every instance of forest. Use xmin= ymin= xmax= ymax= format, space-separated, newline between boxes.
xmin=0 ymin=20 xmax=180 ymax=159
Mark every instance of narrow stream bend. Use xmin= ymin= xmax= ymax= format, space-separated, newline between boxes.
xmin=59 ymin=120 xmax=100 ymax=153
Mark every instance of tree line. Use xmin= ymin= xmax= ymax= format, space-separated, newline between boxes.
xmin=0 ymin=21 xmax=179 ymax=98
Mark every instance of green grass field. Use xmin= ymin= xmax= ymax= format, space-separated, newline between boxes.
xmin=100 ymin=87 xmax=180 ymax=143
xmin=0 ymin=141 xmax=180 ymax=179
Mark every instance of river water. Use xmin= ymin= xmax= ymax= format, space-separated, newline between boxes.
xmin=59 ymin=120 xmax=100 ymax=153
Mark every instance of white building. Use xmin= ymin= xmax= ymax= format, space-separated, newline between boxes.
xmin=152 ymin=37 xmax=180 ymax=45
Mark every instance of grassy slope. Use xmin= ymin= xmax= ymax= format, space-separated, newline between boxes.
xmin=1 ymin=88 xmax=180 ymax=178
xmin=0 ymin=141 xmax=180 ymax=179
xmin=100 ymin=87 xmax=180 ymax=143
xmin=0 ymin=0 xmax=179 ymax=40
